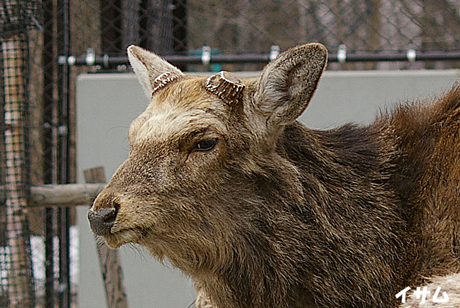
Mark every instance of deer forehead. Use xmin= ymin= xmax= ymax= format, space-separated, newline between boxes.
xmin=129 ymin=80 xmax=230 ymax=147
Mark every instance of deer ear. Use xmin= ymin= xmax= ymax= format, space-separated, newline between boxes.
xmin=127 ymin=45 xmax=184 ymax=97
xmin=254 ymin=43 xmax=327 ymax=128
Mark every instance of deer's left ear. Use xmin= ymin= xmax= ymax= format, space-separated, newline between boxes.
xmin=128 ymin=45 xmax=184 ymax=97
xmin=254 ymin=43 xmax=328 ymax=128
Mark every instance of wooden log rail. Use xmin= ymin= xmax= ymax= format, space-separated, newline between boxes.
xmin=27 ymin=175 xmax=129 ymax=307
xmin=26 ymin=183 xmax=106 ymax=207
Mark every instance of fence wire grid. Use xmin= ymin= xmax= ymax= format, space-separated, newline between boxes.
xmin=0 ymin=0 xmax=460 ymax=307
xmin=67 ymin=0 xmax=460 ymax=71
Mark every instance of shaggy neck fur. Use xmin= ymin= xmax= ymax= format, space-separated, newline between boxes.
xmin=193 ymin=121 xmax=408 ymax=308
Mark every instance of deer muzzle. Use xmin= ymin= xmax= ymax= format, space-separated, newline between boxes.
xmin=88 ymin=205 xmax=119 ymax=236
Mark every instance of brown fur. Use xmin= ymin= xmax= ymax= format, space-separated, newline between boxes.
xmin=88 ymin=44 xmax=460 ymax=308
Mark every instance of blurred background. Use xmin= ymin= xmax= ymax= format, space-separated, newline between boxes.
xmin=0 ymin=0 xmax=459 ymax=307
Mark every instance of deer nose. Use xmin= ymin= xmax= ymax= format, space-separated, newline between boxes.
xmin=88 ymin=207 xmax=118 ymax=236
xmin=88 ymin=193 xmax=120 ymax=236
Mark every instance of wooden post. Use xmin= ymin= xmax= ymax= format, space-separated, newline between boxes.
xmin=28 ymin=183 xmax=106 ymax=207
xmin=84 ymin=167 xmax=129 ymax=308
xmin=2 ymin=34 xmax=35 ymax=306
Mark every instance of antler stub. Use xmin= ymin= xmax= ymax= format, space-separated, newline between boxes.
xmin=151 ymin=72 xmax=181 ymax=97
xmin=204 ymin=71 xmax=245 ymax=105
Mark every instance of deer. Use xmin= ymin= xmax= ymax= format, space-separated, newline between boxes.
xmin=88 ymin=42 xmax=460 ymax=308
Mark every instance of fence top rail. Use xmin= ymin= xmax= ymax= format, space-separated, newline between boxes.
xmin=58 ymin=48 xmax=460 ymax=69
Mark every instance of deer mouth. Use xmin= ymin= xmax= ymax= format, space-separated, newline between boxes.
xmin=102 ymin=226 xmax=150 ymax=248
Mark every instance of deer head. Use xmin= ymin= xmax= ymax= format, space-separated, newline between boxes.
xmin=88 ymin=43 xmax=327 ymax=273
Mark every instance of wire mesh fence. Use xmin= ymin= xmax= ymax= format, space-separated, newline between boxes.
xmin=63 ymin=0 xmax=460 ymax=71
xmin=0 ymin=1 xmax=37 ymax=307
xmin=0 ymin=0 xmax=460 ymax=307
xmin=2 ymin=1 xmax=75 ymax=307
xmin=0 ymin=35 xmax=36 ymax=308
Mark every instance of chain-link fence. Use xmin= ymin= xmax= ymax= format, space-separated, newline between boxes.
xmin=2 ymin=1 xmax=76 ymax=307
xmin=1 ymin=1 xmax=39 ymax=307
xmin=62 ymin=0 xmax=460 ymax=71
xmin=1 ymin=0 xmax=460 ymax=307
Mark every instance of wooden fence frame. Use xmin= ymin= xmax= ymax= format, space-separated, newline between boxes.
xmin=24 ymin=167 xmax=129 ymax=308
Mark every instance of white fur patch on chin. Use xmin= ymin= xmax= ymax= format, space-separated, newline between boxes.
xmin=103 ymin=228 xmax=145 ymax=249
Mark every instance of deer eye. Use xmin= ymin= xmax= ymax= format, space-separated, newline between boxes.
xmin=192 ymin=139 xmax=218 ymax=152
